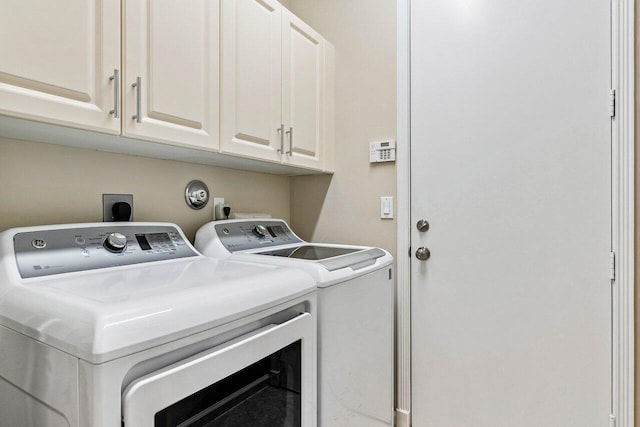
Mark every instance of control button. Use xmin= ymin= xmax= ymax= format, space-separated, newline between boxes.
xmin=103 ymin=232 xmax=127 ymax=253
xmin=31 ymin=239 xmax=47 ymax=249
xmin=75 ymin=237 xmax=86 ymax=246
xmin=253 ymin=225 xmax=268 ymax=238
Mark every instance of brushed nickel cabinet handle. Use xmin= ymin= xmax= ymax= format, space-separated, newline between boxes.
xmin=131 ymin=77 xmax=141 ymax=123
xmin=286 ymin=127 xmax=293 ymax=156
xmin=277 ymin=124 xmax=285 ymax=153
xmin=108 ymin=69 xmax=119 ymax=119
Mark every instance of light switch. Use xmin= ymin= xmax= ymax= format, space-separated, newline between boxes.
xmin=380 ymin=196 xmax=393 ymax=219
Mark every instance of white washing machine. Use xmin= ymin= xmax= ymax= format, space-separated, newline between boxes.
xmin=0 ymin=222 xmax=317 ymax=427
xmin=195 ymin=219 xmax=395 ymax=427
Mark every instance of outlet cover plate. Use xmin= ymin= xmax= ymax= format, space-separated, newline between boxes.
xmin=103 ymin=194 xmax=133 ymax=222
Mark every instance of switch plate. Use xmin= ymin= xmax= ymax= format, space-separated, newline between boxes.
xmin=380 ymin=196 xmax=393 ymax=219
xmin=103 ymin=194 xmax=133 ymax=222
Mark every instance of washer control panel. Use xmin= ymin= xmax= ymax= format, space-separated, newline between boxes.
xmin=14 ymin=225 xmax=198 ymax=278
xmin=215 ymin=220 xmax=302 ymax=252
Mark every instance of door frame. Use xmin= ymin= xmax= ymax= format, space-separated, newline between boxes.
xmin=394 ymin=1 xmax=635 ymax=426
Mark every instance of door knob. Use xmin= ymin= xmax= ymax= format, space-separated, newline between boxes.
xmin=416 ymin=219 xmax=430 ymax=232
xmin=415 ymin=247 xmax=431 ymax=260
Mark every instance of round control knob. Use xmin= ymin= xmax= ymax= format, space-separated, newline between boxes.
xmin=253 ymin=225 xmax=268 ymax=238
xmin=103 ymin=232 xmax=127 ymax=253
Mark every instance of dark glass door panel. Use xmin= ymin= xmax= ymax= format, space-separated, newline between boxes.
xmin=154 ymin=341 xmax=301 ymax=427
xmin=258 ymin=245 xmax=360 ymax=260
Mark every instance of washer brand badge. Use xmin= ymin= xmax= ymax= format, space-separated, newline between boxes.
xmin=31 ymin=239 xmax=47 ymax=249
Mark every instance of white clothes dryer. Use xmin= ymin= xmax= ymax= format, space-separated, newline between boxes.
xmin=0 ymin=222 xmax=317 ymax=427
xmin=195 ymin=219 xmax=394 ymax=427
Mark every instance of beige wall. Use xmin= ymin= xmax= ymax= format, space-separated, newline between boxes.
xmin=0 ymin=137 xmax=291 ymax=241
xmin=287 ymin=0 xmax=397 ymax=256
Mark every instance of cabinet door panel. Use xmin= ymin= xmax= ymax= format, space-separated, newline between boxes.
xmin=0 ymin=0 xmax=120 ymax=133
xmin=282 ymin=11 xmax=324 ymax=170
xmin=124 ymin=0 xmax=219 ymax=149
xmin=221 ymin=0 xmax=282 ymax=161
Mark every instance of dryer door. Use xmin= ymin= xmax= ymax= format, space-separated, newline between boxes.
xmin=122 ymin=313 xmax=314 ymax=427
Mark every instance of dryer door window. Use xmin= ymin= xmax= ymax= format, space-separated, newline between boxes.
xmin=122 ymin=313 xmax=314 ymax=427
xmin=155 ymin=341 xmax=301 ymax=426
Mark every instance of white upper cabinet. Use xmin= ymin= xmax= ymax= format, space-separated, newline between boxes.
xmin=221 ymin=1 xmax=334 ymax=171
xmin=0 ymin=0 xmax=333 ymax=174
xmin=281 ymin=10 xmax=325 ymax=170
xmin=220 ymin=0 xmax=283 ymax=161
xmin=123 ymin=0 xmax=220 ymax=149
xmin=0 ymin=0 xmax=120 ymax=134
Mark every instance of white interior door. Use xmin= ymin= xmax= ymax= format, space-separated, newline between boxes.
xmin=410 ymin=1 xmax=612 ymax=426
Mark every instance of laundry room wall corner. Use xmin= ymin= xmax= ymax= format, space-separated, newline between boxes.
xmin=287 ymin=0 xmax=397 ymax=257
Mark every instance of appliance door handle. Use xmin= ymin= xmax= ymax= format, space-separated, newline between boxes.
xmin=108 ymin=69 xmax=120 ymax=119
xmin=122 ymin=312 xmax=313 ymax=426
xmin=131 ymin=77 xmax=142 ymax=123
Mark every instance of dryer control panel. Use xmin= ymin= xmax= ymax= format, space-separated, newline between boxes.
xmin=14 ymin=224 xmax=198 ymax=278
xmin=214 ymin=220 xmax=302 ymax=252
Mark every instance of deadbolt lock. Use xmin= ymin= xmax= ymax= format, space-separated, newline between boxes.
xmin=417 ymin=219 xmax=430 ymax=232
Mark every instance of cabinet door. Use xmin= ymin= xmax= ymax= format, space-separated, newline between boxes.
xmin=0 ymin=0 xmax=120 ymax=133
xmin=221 ymin=0 xmax=283 ymax=161
xmin=281 ymin=10 xmax=325 ymax=170
xmin=123 ymin=0 xmax=219 ymax=150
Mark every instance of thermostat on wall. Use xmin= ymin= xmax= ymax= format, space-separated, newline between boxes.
xmin=370 ymin=140 xmax=396 ymax=163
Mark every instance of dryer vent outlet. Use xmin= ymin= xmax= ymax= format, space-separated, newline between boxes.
xmin=103 ymin=194 xmax=134 ymax=222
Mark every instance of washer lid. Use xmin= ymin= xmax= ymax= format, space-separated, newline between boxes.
xmin=195 ymin=219 xmax=395 ymax=287
xmin=256 ymin=246 xmax=387 ymax=271
xmin=257 ymin=245 xmax=361 ymax=260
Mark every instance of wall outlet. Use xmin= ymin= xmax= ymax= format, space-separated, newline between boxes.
xmin=213 ymin=197 xmax=225 ymax=220
xmin=103 ymin=194 xmax=133 ymax=222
